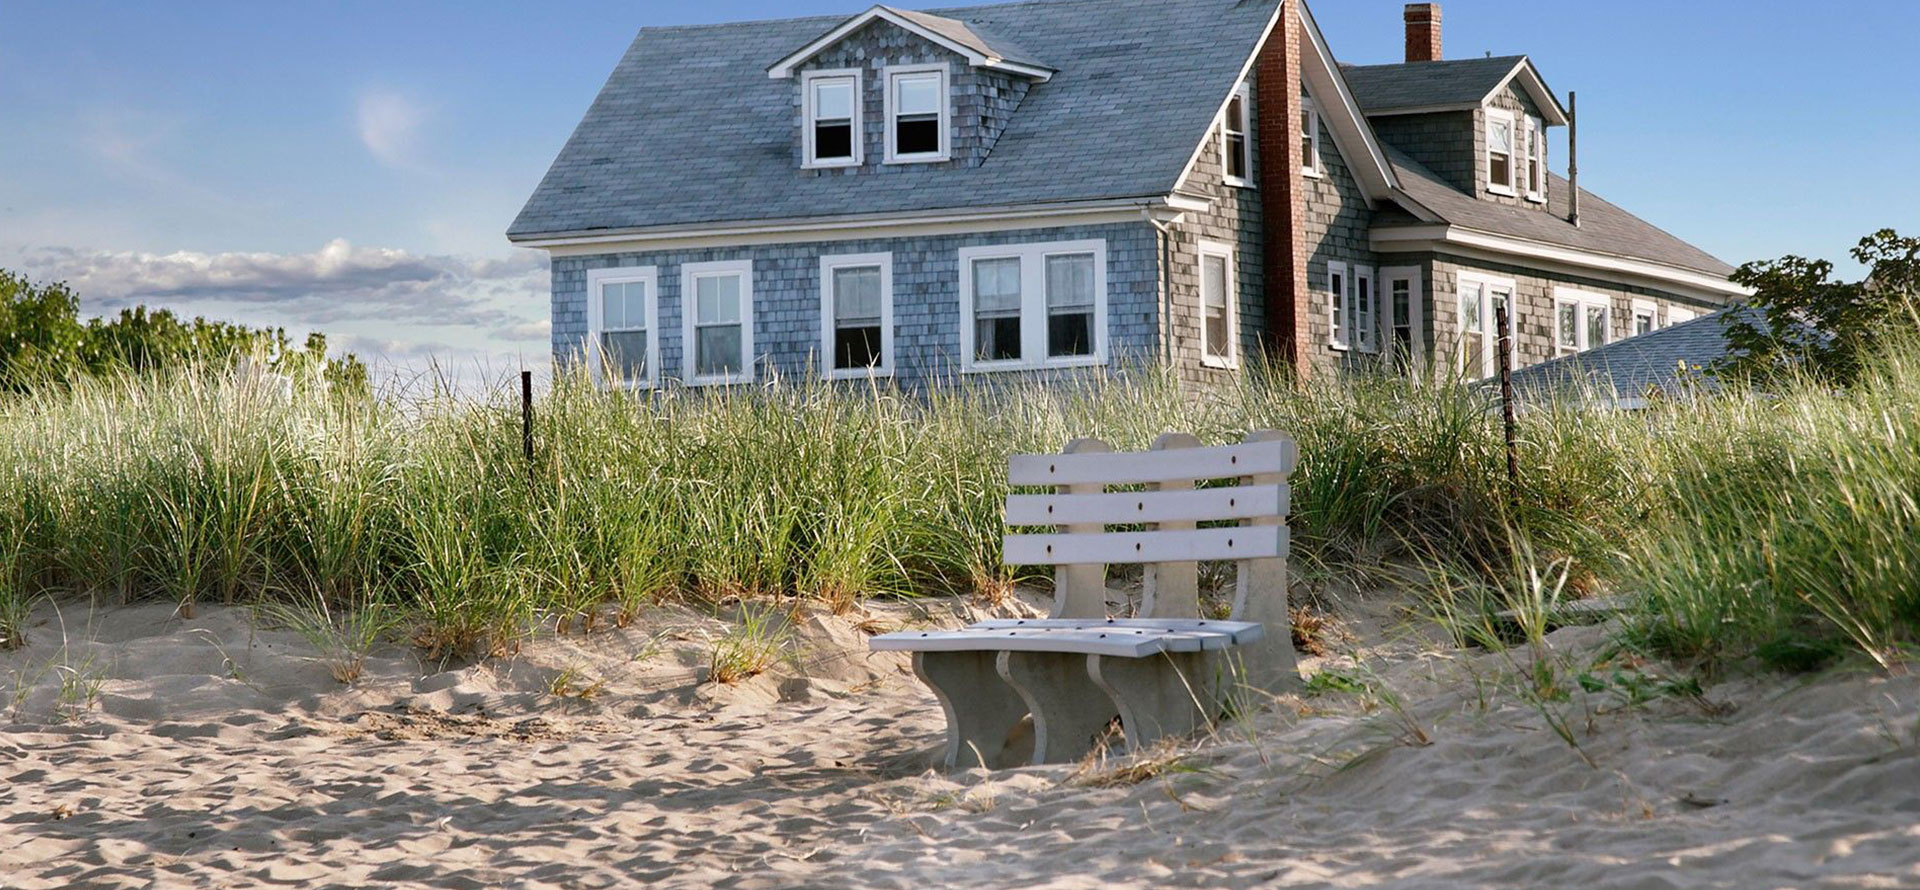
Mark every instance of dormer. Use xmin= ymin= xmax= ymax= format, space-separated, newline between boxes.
xmin=1342 ymin=4 xmax=1566 ymax=208
xmin=767 ymin=5 xmax=1053 ymax=174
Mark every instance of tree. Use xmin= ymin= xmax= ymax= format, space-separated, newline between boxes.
xmin=1719 ymin=229 xmax=1920 ymax=386
xmin=0 ymin=271 xmax=85 ymax=392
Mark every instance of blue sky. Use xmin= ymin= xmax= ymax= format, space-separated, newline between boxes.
xmin=2 ymin=0 xmax=1915 ymax=379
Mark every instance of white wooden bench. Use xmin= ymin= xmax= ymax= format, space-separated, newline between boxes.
xmin=871 ymin=431 xmax=1300 ymax=769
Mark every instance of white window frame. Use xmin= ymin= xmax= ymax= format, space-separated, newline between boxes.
xmin=883 ymin=64 xmax=949 ymax=164
xmin=1457 ymin=271 xmax=1517 ymax=378
xmin=1327 ymin=261 xmax=1349 ymax=350
xmin=1486 ymin=107 xmax=1517 ymax=197
xmin=1198 ymin=239 xmax=1238 ymax=369
xmin=681 ymin=259 xmax=755 ymax=386
xmin=957 ymin=239 xmax=1108 ymax=373
xmin=1667 ymin=305 xmax=1697 ymax=327
xmin=1221 ymin=81 xmax=1254 ymax=189
xmin=801 ymin=69 xmax=862 ymax=169
xmin=1630 ymin=298 xmax=1658 ymax=338
xmin=1525 ymin=115 xmax=1546 ymax=203
xmin=819 ymin=252 xmax=893 ymax=380
xmin=1354 ymin=264 xmax=1378 ymax=354
xmin=1382 ymin=266 xmax=1426 ymax=372
xmin=1553 ymin=287 xmax=1612 ymax=355
xmin=585 ymin=266 xmax=659 ymax=390
xmin=1300 ymin=94 xmax=1323 ymax=178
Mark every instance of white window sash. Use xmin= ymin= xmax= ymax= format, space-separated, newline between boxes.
xmin=585 ymin=266 xmax=660 ymax=389
xmin=1198 ymin=239 xmax=1237 ymax=368
xmin=883 ymin=64 xmax=949 ymax=163
xmin=1300 ymin=95 xmax=1322 ymax=177
xmin=801 ymin=69 xmax=862 ymax=169
xmin=681 ymin=260 xmax=754 ymax=385
xmin=1552 ymin=287 xmax=1613 ymax=353
xmin=1631 ymin=298 xmax=1659 ymax=337
xmin=957 ymin=240 xmax=1108 ymax=372
xmin=1221 ymin=81 xmax=1254 ymax=188
xmin=819 ymin=252 xmax=893 ymax=379
xmin=1458 ymin=273 xmax=1517 ymax=378
xmin=1382 ymin=266 xmax=1425 ymax=372
xmin=1486 ymin=108 xmax=1517 ymax=195
xmin=1355 ymin=265 xmax=1377 ymax=354
xmin=1526 ymin=116 xmax=1546 ymax=201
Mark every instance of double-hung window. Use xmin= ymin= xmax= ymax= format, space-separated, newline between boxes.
xmin=1631 ymin=299 xmax=1658 ymax=338
xmin=1199 ymin=240 xmax=1237 ymax=368
xmin=1300 ymin=92 xmax=1322 ymax=177
xmin=1354 ymin=265 xmax=1378 ymax=354
xmin=820 ymin=253 xmax=891 ymax=378
xmin=1327 ymin=261 xmax=1348 ymax=350
xmin=959 ymin=240 xmax=1107 ymax=371
xmin=1486 ymin=108 xmax=1517 ymax=195
xmin=586 ymin=267 xmax=658 ymax=388
xmin=1525 ymin=116 xmax=1546 ymax=201
xmin=802 ymin=70 xmax=860 ymax=168
xmin=682 ymin=260 xmax=754 ymax=385
xmin=1222 ymin=82 xmax=1252 ymax=187
xmin=1458 ymin=272 xmax=1517 ymax=378
xmin=885 ymin=65 xmax=947 ymax=163
xmin=1553 ymin=288 xmax=1611 ymax=355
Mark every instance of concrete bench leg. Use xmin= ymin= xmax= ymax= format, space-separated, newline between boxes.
xmin=997 ymin=651 xmax=1122 ymax=764
xmin=914 ymin=651 xmax=1031 ymax=770
xmin=1089 ymin=651 xmax=1220 ymax=753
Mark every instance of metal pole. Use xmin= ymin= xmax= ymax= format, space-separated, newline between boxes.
xmin=1568 ymin=91 xmax=1580 ymax=228
xmin=1494 ymin=303 xmax=1519 ymax=512
xmin=521 ymin=370 xmax=536 ymax=482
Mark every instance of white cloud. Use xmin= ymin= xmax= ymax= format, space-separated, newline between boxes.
xmin=357 ymin=89 xmax=424 ymax=169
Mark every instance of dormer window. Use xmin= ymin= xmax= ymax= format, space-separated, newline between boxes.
xmin=886 ymin=65 xmax=948 ymax=163
xmin=1524 ymin=116 xmax=1546 ymax=201
xmin=1222 ymin=82 xmax=1252 ymax=187
xmin=1486 ymin=108 xmax=1516 ymax=195
xmin=803 ymin=70 xmax=860 ymax=168
xmin=1300 ymin=94 xmax=1322 ymax=178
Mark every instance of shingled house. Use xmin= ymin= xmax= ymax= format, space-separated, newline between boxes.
xmin=508 ymin=0 xmax=1746 ymax=388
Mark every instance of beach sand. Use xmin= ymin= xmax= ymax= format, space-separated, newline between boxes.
xmin=2 ymin=593 xmax=1916 ymax=889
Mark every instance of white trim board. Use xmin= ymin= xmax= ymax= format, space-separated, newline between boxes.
xmin=1370 ymin=224 xmax=1751 ymax=302
xmin=766 ymin=5 xmax=1054 ymax=81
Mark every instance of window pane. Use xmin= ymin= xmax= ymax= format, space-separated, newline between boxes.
xmin=1392 ymin=281 xmax=1411 ymax=327
xmin=896 ymin=117 xmax=939 ymax=155
xmin=1557 ymin=303 xmax=1577 ymax=348
xmin=1045 ymin=254 xmax=1094 ymax=311
xmin=1047 ymin=312 xmax=1091 ymax=358
xmin=1490 ymin=155 xmax=1510 ymax=186
xmin=813 ymin=80 xmax=853 ymax=120
xmin=1635 ymin=313 xmax=1654 ymax=337
xmin=600 ymin=330 xmax=647 ymax=382
xmin=1460 ymin=284 xmax=1482 ymax=332
xmin=1586 ymin=306 xmax=1609 ymax=347
xmin=976 ymin=317 xmax=1020 ymax=361
xmin=973 ymin=258 xmax=1021 ymax=313
xmin=815 ymin=122 xmax=852 ymax=160
xmin=601 ymin=284 xmax=626 ymax=330
xmin=695 ymin=275 xmax=740 ymax=325
xmin=835 ymin=326 xmax=882 ymax=370
xmin=1330 ymin=271 xmax=1345 ymax=341
xmin=1489 ymin=120 xmax=1512 ymax=154
xmin=833 ymin=266 xmax=882 ymax=323
xmin=1202 ymin=255 xmax=1228 ymax=311
xmin=696 ymin=325 xmax=742 ymax=376
xmin=1226 ymin=133 xmax=1247 ymax=179
xmin=1225 ymin=95 xmax=1244 ymax=134
xmin=896 ymin=74 xmax=939 ymax=115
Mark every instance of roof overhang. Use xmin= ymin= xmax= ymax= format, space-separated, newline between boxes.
xmin=766 ymin=5 xmax=1054 ymax=81
xmin=1492 ymin=58 xmax=1568 ymax=126
xmin=511 ymin=196 xmax=1192 ymax=255
xmin=1371 ymin=224 xmax=1751 ymax=303
xmin=1297 ymin=1 xmax=1402 ymax=200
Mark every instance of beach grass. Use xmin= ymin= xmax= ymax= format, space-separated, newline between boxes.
xmin=0 ymin=340 xmax=1914 ymax=671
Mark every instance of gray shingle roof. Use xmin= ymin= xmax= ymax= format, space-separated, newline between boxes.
xmin=1340 ymin=56 xmax=1526 ymax=113
xmin=1509 ymin=305 xmax=1757 ymax=402
xmin=508 ymin=0 xmax=1279 ymax=240
xmin=1376 ymin=144 xmax=1737 ymax=277
xmin=884 ymin=6 xmax=1049 ymax=70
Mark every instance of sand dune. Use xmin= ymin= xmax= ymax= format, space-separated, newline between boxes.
xmin=2 ymin=596 xmax=1916 ymax=889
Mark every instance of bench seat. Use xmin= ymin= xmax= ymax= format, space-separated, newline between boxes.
xmin=871 ymin=619 xmax=1262 ymax=658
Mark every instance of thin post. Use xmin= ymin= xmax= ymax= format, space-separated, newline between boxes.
xmin=1494 ymin=303 xmax=1519 ymax=512
xmin=1568 ymin=91 xmax=1581 ymax=228
xmin=520 ymin=370 xmax=536 ymax=483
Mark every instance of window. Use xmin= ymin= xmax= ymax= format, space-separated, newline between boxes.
xmin=681 ymin=260 xmax=754 ymax=385
xmin=802 ymin=70 xmax=860 ymax=168
xmin=958 ymin=240 xmax=1107 ymax=371
xmin=1222 ymin=82 xmax=1252 ymax=187
xmin=1199 ymin=240 xmax=1237 ymax=368
xmin=1354 ymin=265 xmax=1378 ymax=354
xmin=1457 ymin=273 xmax=1517 ymax=378
xmin=1553 ymin=289 xmax=1611 ymax=355
xmin=1384 ymin=267 xmax=1425 ymax=373
xmin=1300 ymin=93 xmax=1322 ymax=177
xmin=1631 ymin=299 xmax=1658 ymax=338
xmin=820 ymin=253 xmax=891 ymax=378
xmin=1525 ymin=116 xmax=1546 ymax=201
xmin=1486 ymin=108 xmax=1516 ymax=195
xmin=1327 ymin=261 xmax=1348 ymax=350
xmin=885 ymin=65 xmax=947 ymax=163
xmin=586 ymin=267 xmax=658 ymax=388
xmin=1666 ymin=305 xmax=1697 ymax=327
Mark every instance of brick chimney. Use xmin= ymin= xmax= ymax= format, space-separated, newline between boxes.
xmin=1404 ymin=3 xmax=1441 ymax=63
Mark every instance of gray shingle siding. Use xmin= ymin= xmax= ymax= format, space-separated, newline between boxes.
xmin=551 ymin=222 xmax=1160 ymax=388
xmin=1300 ymin=100 xmax=1381 ymax=376
xmin=1371 ymin=110 xmax=1476 ymax=195
xmin=1166 ymin=85 xmax=1265 ymax=387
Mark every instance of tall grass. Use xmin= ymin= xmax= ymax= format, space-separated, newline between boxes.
xmin=1 ymin=340 xmax=1915 ymax=671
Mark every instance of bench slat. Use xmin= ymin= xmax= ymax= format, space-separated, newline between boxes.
xmin=1008 ymin=439 xmax=1297 ymax=486
xmin=870 ymin=626 xmax=1238 ymax=658
xmin=1004 ymin=484 xmax=1288 ymax=526
xmin=969 ymin=618 xmax=1266 ymax=646
xmin=1004 ymin=525 xmax=1289 ymax=567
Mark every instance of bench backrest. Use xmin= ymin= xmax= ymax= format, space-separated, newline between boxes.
xmin=1002 ymin=430 xmax=1296 ymax=623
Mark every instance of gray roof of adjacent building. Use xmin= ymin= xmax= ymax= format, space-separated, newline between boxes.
xmin=1508 ymin=305 xmax=1758 ymax=402
xmin=507 ymin=0 xmax=1279 ymax=240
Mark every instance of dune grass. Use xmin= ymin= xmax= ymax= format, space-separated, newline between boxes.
xmin=0 ymin=340 xmax=1914 ymax=672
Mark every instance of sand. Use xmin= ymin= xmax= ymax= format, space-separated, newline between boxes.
xmin=2 ymin=592 xmax=1917 ymax=889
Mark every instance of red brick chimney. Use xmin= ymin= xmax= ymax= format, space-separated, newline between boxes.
xmin=1405 ymin=3 xmax=1441 ymax=63
xmin=1253 ymin=0 xmax=1309 ymax=375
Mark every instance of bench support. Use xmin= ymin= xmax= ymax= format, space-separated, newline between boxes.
xmin=997 ymin=651 xmax=1122 ymax=764
xmin=1090 ymin=650 xmax=1220 ymax=752
xmin=914 ymin=651 xmax=1031 ymax=770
